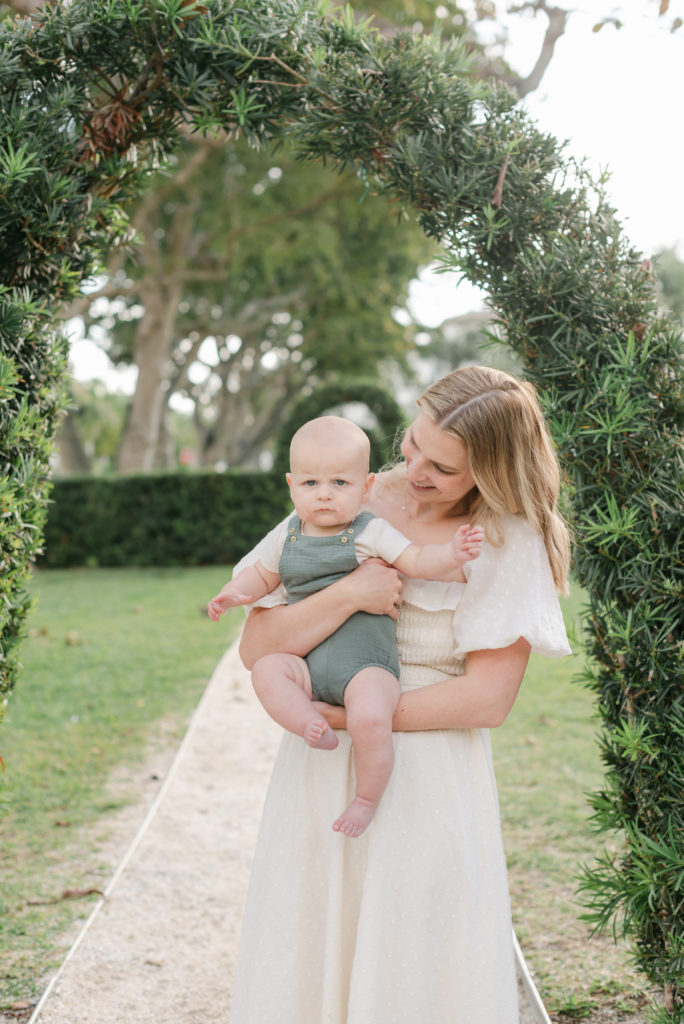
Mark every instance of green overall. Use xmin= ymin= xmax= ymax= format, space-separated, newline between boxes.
xmin=279 ymin=511 xmax=400 ymax=705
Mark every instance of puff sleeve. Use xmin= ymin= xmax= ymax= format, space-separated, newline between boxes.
xmin=452 ymin=515 xmax=572 ymax=659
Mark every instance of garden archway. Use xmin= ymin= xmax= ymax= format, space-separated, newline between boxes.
xmin=0 ymin=1 xmax=682 ymax=1015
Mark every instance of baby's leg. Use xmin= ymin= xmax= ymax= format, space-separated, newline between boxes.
xmin=332 ymin=667 xmax=400 ymax=837
xmin=252 ymin=653 xmax=338 ymax=750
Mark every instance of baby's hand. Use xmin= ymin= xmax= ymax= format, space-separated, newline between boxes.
xmin=207 ymin=586 xmax=254 ymax=622
xmin=451 ymin=524 xmax=484 ymax=565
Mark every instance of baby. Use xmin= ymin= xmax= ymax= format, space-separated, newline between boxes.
xmin=208 ymin=416 xmax=482 ymax=837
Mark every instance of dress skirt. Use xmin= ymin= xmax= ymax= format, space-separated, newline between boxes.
xmin=229 ymin=605 xmax=519 ymax=1024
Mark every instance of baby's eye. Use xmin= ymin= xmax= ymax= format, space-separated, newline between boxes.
xmin=334 ymin=479 xmax=348 ymax=486
xmin=304 ymin=480 xmax=317 ymax=487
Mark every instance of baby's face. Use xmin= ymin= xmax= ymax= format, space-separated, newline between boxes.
xmin=287 ymin=437 xmax=372 ymax=534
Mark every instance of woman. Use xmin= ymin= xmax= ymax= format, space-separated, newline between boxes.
xmin=229 ymin=366 xmax=571 ymax=1024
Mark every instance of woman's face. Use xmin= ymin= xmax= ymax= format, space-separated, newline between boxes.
xmin=400 ymin=414 xmax=476 ymax=509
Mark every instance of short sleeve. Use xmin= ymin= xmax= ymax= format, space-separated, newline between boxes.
xmin=452 ymin=515 xmax=571 ymax=658
xmin=354 ymin=518 xmax=413 ymax=565
xmin=233 ymin=517 xmax=290 ymax=610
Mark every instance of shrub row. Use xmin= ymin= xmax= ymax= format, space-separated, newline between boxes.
xmin=40 ymin=471 xmax=291 ymax=568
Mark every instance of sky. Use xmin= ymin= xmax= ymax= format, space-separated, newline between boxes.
xmin=69 ymin=0 xmax=684 ymax=379
xmin=408 ymin=0 xmax=684 ymax=324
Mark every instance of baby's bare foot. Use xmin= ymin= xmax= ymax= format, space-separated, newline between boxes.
xmin=332 ymin=796 xmax=376 ymax=837
xmin=303 ymin=718 xmax=338 ymax=750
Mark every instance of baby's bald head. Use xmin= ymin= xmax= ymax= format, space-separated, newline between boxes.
xmin=289 ymin=416 xmax=371 ymax=474
xmin=286 ymin=417 xmax=374 ymax=531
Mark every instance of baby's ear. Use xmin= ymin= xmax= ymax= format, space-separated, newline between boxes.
xmin=363 ymin=472 xmax=375 ymax=497
xmin=286 ymin=473 xmax=292 ymax=487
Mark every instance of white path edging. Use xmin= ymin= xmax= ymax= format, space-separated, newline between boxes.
xmin=26 ymin=643 xmax=237 ymax=1024
xmin=514 ymin=930 xmax=553 ymax=1024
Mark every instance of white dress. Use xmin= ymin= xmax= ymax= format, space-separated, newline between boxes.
xmin=229 ymin=515 xmax=571 ymax=1024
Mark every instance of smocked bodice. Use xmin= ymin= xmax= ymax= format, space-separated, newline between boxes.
xmin=396 ymin=603 xmax=466 ymax=689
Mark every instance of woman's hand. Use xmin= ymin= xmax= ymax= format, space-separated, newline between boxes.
xmin=313 ymin=701 xmax=347 ymax=730
xmin=340 ymin=558 xmax=403 ymax=619
xmin=239 ymin=558 xmax=402 ymax=669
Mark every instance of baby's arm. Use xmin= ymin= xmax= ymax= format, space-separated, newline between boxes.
xmin=393 ymin=524 xmax=484 ymax=582
xmin=207 ymin=561 xmax=281 ymax=622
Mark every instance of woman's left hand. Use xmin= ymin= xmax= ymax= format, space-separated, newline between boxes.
xmin=313 ymin=701 xmax=347 ymax=730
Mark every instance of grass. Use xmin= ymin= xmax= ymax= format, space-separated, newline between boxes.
xmin=0 ymin=569 xmax=650 ymax=1020
xmin=0 ymin=566 xmax=241 ymax=1009
xmin=493 ymin=586 xmax=650 ymax=1022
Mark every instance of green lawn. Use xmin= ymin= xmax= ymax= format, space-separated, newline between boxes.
xmin=0 ymin=569 xmax=649 ymax=1020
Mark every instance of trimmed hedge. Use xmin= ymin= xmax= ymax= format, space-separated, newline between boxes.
xmin=40 ymin=471 xmax=291 ymax=568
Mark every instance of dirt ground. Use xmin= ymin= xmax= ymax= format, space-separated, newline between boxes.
xmin=2 ymin=641 xmax=613 ymax=1024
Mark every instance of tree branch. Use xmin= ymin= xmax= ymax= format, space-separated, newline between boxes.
xmin=501 ymin=1 xmax=569 ymax=98
xmin=1 ymin=0 xmax=45 ymax=14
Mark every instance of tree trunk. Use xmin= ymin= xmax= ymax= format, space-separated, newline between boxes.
xmin=116 ymin=281 xmax=179 ymax=472
xmin=153 ymin=402 xmax=177 ymax=469
xmin=2 ymin=0 xmax=46 ymax=13
xmin=54 ymin=409 xmax=92 ymax=475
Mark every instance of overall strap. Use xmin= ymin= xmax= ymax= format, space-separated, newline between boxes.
xmin=285 ymin=513 xmax=301 ymax=534
xmin=348 ymin=510 xmax=376 ymax=534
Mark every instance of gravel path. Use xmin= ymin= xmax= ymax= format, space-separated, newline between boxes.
xmin=27 ymin=640 xmax=548 ymax=1024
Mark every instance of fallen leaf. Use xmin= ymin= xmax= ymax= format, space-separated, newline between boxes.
xmin=27 ymin=887 xmax=103 ymax=906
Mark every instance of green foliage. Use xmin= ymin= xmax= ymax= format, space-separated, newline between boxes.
xmin=0 ymin=1 xmax=682 ymax=1016
xmin=40 ymin=470 xmax=291 ymax=568
xmin=0 ymin=290 xmax=67 ymax=696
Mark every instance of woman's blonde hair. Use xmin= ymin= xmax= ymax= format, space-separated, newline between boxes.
xmin=417 ymin=365 xmax=570 ymax=594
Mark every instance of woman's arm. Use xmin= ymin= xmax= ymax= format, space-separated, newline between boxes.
xmin=393 ymin=638 xmax=531 ymax=729
xmin=316 ymin=638 xmax=531 ymax=731
xmin=239 ymin=559 xmax=403 ymax=669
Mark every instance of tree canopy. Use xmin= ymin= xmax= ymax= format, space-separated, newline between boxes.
xmin=65 ymin=132 xmax=435 ymax=472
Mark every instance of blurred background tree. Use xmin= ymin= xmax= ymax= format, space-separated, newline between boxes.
xmin=59 ymin=134 xmax=435 ymax=473
xmin=0 ymin=0 xmax=617 ymax=475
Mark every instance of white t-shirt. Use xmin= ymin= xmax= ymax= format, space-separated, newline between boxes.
xmin=257 ymin=516 xmax=413 ymax=576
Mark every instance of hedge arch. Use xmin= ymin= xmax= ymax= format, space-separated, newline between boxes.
xmin=0 ymin=1 xmax=682 ymax=1018
xmin=271 ymin=379 xmax=406 ymax=476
